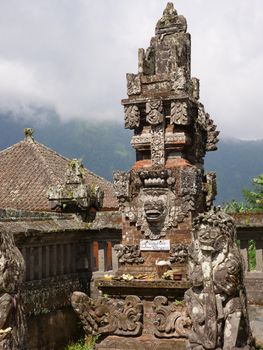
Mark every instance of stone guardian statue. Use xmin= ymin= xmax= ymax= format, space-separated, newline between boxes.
xmin=0 ymin=228 xmax=26 ymax=350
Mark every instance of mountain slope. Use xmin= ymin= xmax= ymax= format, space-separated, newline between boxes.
xmin=1 ymin=112 xmax=263 ymax=204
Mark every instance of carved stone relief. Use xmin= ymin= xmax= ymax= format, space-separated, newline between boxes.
xmin=127 ymin=73 xmax=141 ymax=96
xmin=169 ymin=244 xmax=188 ymax=264
xmin=171 ymin=101 xmax=190 ymax=125
xmin=48 ymin=159 xmax=104 ymax=212
xmin=155 ymin=3 xmax=187 ymax=35
xmin=146 ymin=99 xmax=163 ymax=125
xmin=153 ymin=296 xmax=191 ymax=338
xmin=124 ymin=105 xmax=140 ymax=129
xmin=71 ymin=293 xmax=143 ymax=337
xmin=114 ymin=168 xmax=204 ymax=240
xmin=197 ymin=104 xmax=219 ymax=151
xmin=151 ymin=125 xmax=165 ymax=167
xmin=113 ymin=171 xmax=130 ymax=209
xmin=114 ymin=244 xmax=144 ymax=264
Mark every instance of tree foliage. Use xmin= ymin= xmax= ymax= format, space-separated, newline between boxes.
xmin=242 ymin=174 xmax=263 ymax=211
xmin=224 ymin=174 xmax=263 ymax=213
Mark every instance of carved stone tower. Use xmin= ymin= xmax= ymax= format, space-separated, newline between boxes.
xmin=113 ymin=1 xmax=218 ymax=277
xmin=72 ymin=3 xmax=252 ymax=350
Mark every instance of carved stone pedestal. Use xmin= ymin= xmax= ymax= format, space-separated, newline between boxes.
xmin=94 ymin=279 xmax=190 ymax=350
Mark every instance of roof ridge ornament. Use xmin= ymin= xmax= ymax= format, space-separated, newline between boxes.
xmin=24 ymin=128 xmax=34 ymax=142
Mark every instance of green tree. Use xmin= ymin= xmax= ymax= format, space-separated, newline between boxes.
xmin=242 ymin=174 xmax=263 ymax=211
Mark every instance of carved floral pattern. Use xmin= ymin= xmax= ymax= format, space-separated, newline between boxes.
xmin=151 ymin=125 xmax=165 ymax=167
xmin=171 ymin=101 xmax=189 ymax=125
xmin=124 ymin=105 xmax=140 ymax=129
xmin=71 ymin=293 xmax=143 ymax=336
xmin=114 ymin=244 xmax=144 ymax=264
xmin=153 ymin=296 xmax=191 ymax=338
xmin=146 ymin=99 xmax=163 ymax=125
xmin=169 ymin=244 xmax=188 ymax=264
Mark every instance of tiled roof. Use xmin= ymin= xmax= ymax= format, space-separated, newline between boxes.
xmin=0 ymin=136 xmax=118 ymax=211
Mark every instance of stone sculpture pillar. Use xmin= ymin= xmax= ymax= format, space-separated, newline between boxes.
xmin=0 ymin=228 xmax=26 ymax=350
xmin=71 ymin=3 xmax=253 ymax=349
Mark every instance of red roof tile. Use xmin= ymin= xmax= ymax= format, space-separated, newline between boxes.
xmin=0 ymin=136 xmax=118 ymax=211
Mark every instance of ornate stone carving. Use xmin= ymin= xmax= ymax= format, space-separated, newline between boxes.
xmin=113 ymin=171 xmax=130 ymax=210
xmin=171 ymin=101 xmax=190 ymax=125
xmin=137 ymin=187 xmax=176 ymax=240
xmin=146 ymin=99 xmax=163 ymax=125
xmin=127 ymin=73 xmax=141 ymax=96
xmin=197 ymin=104 xmax=219 ymax=151
xmin=114 ymin=244 xmax=144 ymax=264
xmin=155 ymin=2 xmax=187 ymax=35
xmin=185 ymin=208 xmax=253 ymax=350
xmin=48 ymin=159 xmax=104 ymax=213
xmin=71 ymin=293 xmax=143 ymax=336
xmin=153 ymin=296 xmax=191 ymax=338
xmin=0 ymin=228 xmax=26 ymax=350
xmin=131 ymin=134 xmax=152 ymax=150
xmin=114 ymin=168 xmax=203 ymax=241
xmin=169 ymin=244 xmax=188 ymax=264
xmin=124 ymin=105 xmax=140 ymax=129
xmin=151 ymin=125 xmax=165 ymax=167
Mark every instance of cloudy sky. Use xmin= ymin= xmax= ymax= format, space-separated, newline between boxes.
xmin=0 ymin=0 xmax=262 ymax=139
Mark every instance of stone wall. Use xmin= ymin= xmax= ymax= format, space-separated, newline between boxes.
xmin=0 ymin=210 xmax=121 ymax=350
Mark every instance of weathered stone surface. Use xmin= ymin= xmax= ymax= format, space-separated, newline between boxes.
xmin=48 ymin=159 xmax=104 ymax=216
xmin=114 ymin=244 xmax=144 ymax=264
xmin=185 ymin=208 xmax=253 ymax=350
xmin=72 ymin=3 xmax=253 ymax=350
xmin=152 ymin=296 xmax=191 ymax=338
xmin=0 ymin=228 xmax=26 ymax=350
xmin=71 ymin=292 xmax=143 ymax=336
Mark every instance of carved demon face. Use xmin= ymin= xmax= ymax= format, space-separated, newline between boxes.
xmin=143 ymin=190 xmax=167 ymax=223
xmin=198 ymin=224 xmax=227 ymax=253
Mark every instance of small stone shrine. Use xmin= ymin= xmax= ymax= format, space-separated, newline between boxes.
xmin=72 ymin=3 xmax=253 ymax=349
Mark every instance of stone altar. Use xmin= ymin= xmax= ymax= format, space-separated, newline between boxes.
xmin=71 ymin=3 xmax=253 ymax=349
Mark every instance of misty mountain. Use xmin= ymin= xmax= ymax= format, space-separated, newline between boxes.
xmin=0 ymin=112 xmax=263 ymax=205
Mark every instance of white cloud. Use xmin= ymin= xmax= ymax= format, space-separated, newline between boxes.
xmin=0 ymin=0 xmax=262 ymax=138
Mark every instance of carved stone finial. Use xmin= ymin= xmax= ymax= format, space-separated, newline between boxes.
xmin=66 ymin=159 xmax=85 ymax=184
xmin=155 ymin=2 xmax=187 ymax=34
xmin=24 ymin=128 xmax=34 ymax=141
xmin=48 ymin=159 xmax=104 ymax=215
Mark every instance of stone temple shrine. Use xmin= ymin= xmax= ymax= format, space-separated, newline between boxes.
xmin=71 ymin=3 xmax=253 ymax=350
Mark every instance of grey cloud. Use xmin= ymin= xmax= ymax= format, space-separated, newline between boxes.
xmin=0 ymin=0 xmax=262 ymax=139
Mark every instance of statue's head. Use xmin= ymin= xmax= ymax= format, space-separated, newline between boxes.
xmin=192 ymin=208 xmax=236 ymax=253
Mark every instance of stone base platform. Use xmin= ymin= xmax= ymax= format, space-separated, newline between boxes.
xmin=93 ymin=279 xmax=190 ymax=350
xmin=96 ymin=335 xmax=187 ymax=350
